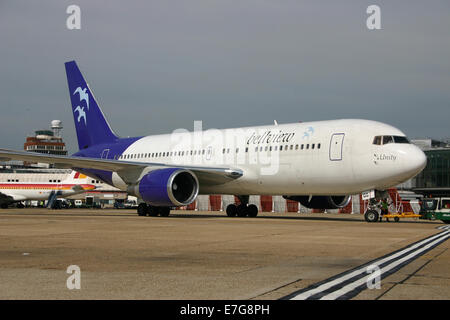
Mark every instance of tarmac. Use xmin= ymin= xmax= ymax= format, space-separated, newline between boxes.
xmin=0 ymin=208 xmax=448 ymax=300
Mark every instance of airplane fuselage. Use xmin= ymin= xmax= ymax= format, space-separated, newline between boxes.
xmin=0 ymin=182 xmax=95 ymax=204
xmin=74 ymin=119 xmax=426 ymax=197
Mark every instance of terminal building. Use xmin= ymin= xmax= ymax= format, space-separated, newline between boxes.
xmin=412 ymin=139 xmax=450 ymax=197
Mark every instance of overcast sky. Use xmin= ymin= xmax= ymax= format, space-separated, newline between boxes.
xmin=0 ymin=1 xmax=449 ymax=153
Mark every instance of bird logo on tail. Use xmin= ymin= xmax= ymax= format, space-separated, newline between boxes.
xmin=73 ymin=87 xmax=89 ymax=110
xmin=74 ymin=106 xmax=87 ymax=125
xmin=73 ymin=86 xmax=89 ymax=126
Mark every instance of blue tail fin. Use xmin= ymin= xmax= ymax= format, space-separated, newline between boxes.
xmin=65 ymin=61 xmax=118 ymax=150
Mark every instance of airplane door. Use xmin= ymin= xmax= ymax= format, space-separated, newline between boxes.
xmin=101 ymin=149 xmax=110 ymax=159
xmin=329 ymin=133 xmax=345 ymax=161
xmin=206 ymin=146 xmax=212 ymax=161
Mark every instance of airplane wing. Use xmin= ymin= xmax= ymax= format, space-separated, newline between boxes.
xmin=0 ymin=149 xmax=243 ymax=185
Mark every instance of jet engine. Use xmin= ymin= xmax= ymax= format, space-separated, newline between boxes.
xmin=129 ymin=168 xmax=199 ymax=207
xmin=283 ymin=195 xmax=351 ymax=209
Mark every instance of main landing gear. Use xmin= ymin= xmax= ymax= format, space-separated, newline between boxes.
xmin=137 ymin=203 xmax=171 ymax=217
xmin=226 ymin=196 xmax=259 ymax=217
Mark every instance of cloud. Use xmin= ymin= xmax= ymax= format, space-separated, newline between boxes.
xmin=0 ymin=0 xmax=449 ymax=153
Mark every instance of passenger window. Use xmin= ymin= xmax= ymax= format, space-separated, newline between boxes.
xmin=373 ymin=136 xmax=382 ymax=145
xmin=280 ymin=146 xmax=283 ymax=151
xmin=312 ymin=144 xmax=315 ymax=149
xmin=301 ymin=144 xmax=304 ymax=150
xmin=295 ymin=144 xmax=299 ymax=150
xmin=383 ymin=136 xmax=394 ymax=145
xmin=318 ymin=143 xmax=321 ymax=149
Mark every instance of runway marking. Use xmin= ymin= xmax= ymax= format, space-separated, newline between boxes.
xmin=281 ymin=229 xmax=450 ymax=300
xmin=437 ymin=225 xmax=450 ymax=230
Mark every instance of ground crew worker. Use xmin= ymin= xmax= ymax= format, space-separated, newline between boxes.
xmin=380 ymin=199 xmax=389 ymax=222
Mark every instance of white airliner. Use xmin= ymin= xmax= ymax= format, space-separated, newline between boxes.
xmin=0 ymin=61 xmax=427 ymax=218
xmin=0 ymin=171 xmax=95 ymax=208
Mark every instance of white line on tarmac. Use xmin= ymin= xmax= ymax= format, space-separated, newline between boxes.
xmin=289 ymin=230 xmax=450 ymax=300
xmin=320 ymin=232 xmax=450 ymax=300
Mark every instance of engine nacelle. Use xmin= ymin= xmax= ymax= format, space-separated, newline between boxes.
xmin=130 ymin=168 xmax=199 ymax=207
xmin=283 ymin=195 xmax=351 ymax=209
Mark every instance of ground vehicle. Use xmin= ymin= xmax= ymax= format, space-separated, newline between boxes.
xmin=114 ymin=201 xmax=125 ymax=209
xmin=419 ymin=197 xmax=450 ymax=224
xmin=51 ymin=199 xmax=70 ymax=209
xmin=124 ymin=199 xmax=138 ymax=209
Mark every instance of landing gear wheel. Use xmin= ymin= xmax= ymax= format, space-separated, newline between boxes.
xmin=137 ymin=203 xmax=148 ymax=216
xmin=442 ymin=220 xmax=450 ymax=224
xmin=148 ymin=206 xmax=159 ymax=217
xmin=226 ymin=204 xmax=237 ymax=217
xmin=237 ymin=204 xmax=248 ymax=217
xmin=394 ymin=217 xmax=400 ymax=222
xmin=0 ymin=203 xmax=8 ymax=209
xmin=247 ymin=204 xmax=258 ymax=217
xmin=159 ymin=207 xmax=171 ymax=217
xmin=364 ymin=210 xmax=379 ymax=223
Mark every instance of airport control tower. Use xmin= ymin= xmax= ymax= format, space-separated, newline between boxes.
xmin=24 ymin=120 xmax=68 ymax=156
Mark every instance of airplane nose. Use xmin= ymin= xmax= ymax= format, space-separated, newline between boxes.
xmin=406 ymin=147 xmax=427 ymax=175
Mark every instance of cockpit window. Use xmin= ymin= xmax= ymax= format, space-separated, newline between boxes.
xmin=393 ymin=136 xmax=410 ymax=144
xmin=373 ymin=135 xmax=410 ymax=145
xmin=373 ymin=136 xmax=382 ymax=145
xmin=382 ymin=135 xmax=394 ymax=145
